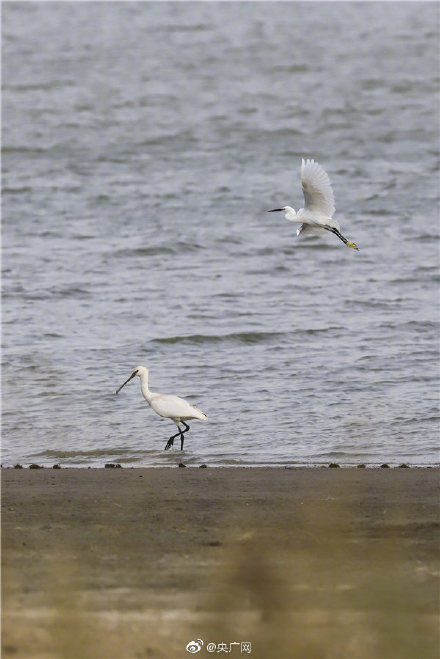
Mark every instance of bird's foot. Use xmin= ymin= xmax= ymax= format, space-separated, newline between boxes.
xmin=165 ymin=438 xmax=174 ymax=450
xmin=347 ymin=241 xmax=359 ymax=250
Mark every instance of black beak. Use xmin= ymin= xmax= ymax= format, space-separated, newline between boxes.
xmin=115 ymin=372 xmax=136 ymax=395
xmin=267 ymin=208 xmax=284 ymax=212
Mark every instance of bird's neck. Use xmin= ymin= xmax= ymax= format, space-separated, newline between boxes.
xmin=139 ymin=373 xmax=152 ymax=403
xmin=285 ymin=207 xmax=297 ymax=222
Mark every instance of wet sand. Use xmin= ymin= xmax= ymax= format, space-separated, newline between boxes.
xmin=2 ymin=467 xmax=439 ymax=658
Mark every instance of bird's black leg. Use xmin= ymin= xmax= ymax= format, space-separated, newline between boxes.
xmin=165 ymin=427 xmax=181 ymax=451
xmin=324 ymin=225 xmax=358 ymax=250
xmin=180 ymin=422 xmax=190 ymax=451
xmin=333 ymin=229 xmax=351 ymax=246
xmin=323 ymin=225 xmax=359 ymax=250
xmin=324 ymin=225 xmax=349 ymax=245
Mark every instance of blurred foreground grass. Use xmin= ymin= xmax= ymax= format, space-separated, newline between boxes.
xmin=201 ymin=501 xmax=438 ymax=659
xmin=3 ymin=495 xmax=438 ymax=659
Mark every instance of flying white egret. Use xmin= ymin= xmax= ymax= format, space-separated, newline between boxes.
xmin=268 ymin=158 xmax=359 ymax=250
xmin=116 ymin=366 xmax=207 ymax=451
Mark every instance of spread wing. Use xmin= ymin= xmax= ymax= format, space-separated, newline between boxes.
xmin=301 ymin=159 xmax=335 ymax=217
xmin=296 ymin=223 xmax=327 ymax=237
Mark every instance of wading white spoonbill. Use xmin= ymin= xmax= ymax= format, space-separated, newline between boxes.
xmin=116 ymin=366 xmax=207 ymax=451
xmin=268 ymin=158 xmax=359 ymax=250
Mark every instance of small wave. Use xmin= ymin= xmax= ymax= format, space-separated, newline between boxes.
xmin=151 ymin=327 xmax=342 ymax=346
xmin=32 ymin=449 xmax=132 ymax=458
xmin=391 ymin=83 xmax=414 ymax=94
xmin=113 ymin=246 xmax=175 ymax=257
xmin=260 ymin=127 xmax=303 ymax=139
xmin=287 ymin=242 xmax=334 ymax=250
xmin=317 ymin=451 xmax=353 ymax=457
xmin=7 ymin=80 xmax=74 ymax=92
xmin=2 ymin=146 xmax=46 ymax=155
xmin=151 ymin=331 xmax=285 ymax=345
xmin=403 ymin=320 xmax=439 ymax=330
xmin=302 ymin=326 xmax=343 ymax=335
xmin=113 ymin=242 xmax=203 ymax=257
xmin=139 ymin=129 xmax=197 ymax=147
xmin=25 ymin=286 xmax=92 ymax=300
xmin=2 ymin=186 xmax=32 ymax=194
xmin=272 ymin=64 xmax=309 ymax=73
xmin=361 ymin=78 xmax=386 ymax=90
xmin=413 ymin=233 xmax=439 ymax=243
xmin=356 ymin=355 xmax=376 ymax=362
xmin=417 ymin=265 xmax=438 ymax=272
xmin=156 ymin=23 xmax=210 ymax=33
xmin=366 ymin=207 xmax=394 ymax=215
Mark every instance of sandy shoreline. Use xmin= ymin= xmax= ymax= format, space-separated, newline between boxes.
xmin=2 ymin=467 xmax=439 ymax=658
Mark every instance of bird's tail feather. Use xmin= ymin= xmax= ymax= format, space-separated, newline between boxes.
xmin=191 ymin=405 xmax=208 ymax=421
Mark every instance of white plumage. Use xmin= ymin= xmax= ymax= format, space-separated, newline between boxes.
xmin=268 ymin=158 xmax=359 ymax=250
xmin=116 ymin=366 xmax=207 ymax=451
xmin=301 ymin=158 xmax=335 ymax=218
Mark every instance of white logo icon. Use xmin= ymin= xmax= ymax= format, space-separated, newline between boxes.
xmin=186 ymin=639 xmax=204 ymax=653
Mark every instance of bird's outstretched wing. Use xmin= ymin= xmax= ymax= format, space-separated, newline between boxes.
xmin=301 ymin=159 xmax=335 ymax=217
xmin=296 ymin=223 xmax=327 ymax=237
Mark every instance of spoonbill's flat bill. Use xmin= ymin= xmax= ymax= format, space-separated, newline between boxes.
xmin=116 ymin=366 xmax=207 ymax=451
xmin=268 ymin=158 xmax=359 ymax=250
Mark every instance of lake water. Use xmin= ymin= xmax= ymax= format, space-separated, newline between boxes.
xmin=2 ymin=2 xmax=439 ymax=467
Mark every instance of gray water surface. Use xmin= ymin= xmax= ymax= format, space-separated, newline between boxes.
xmin=2 ymin=2 xmax=439 ymax=467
